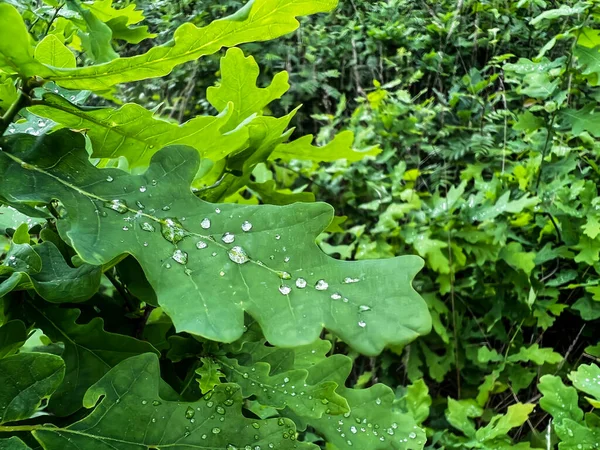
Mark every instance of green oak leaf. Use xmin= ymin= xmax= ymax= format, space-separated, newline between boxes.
xmin=568 ymin=363 xmax=600 ymax=405
xmin=0 ymin=78 xmax=18 ymax=113
xmin=1 ymin=236 xmax=102 ymax=303
xmin=217 ymin=355 xmax=350 ymax=418
xmin=0 ymin=437 xmax=31 ymax=449
xmin=271 ymin=130 xmax=380 ymax=163
xmin=0 ymin=352 xmax=65 ymax=424
xmin=0 ymin=320 xmax=28 ymax=358
xmin=196 ymin=356 xmax=225 ymax=394
xmin=403 ymin=380 xmax=431 ymax=425
xmin=0 ymin=206 xmax=45 ymax=234
xmin=31 ymin=353 xmax=315 ymax=450
xmin=474 ymin=403 xmax=535 ymax=442
xmin=0 ymin=1 xmax=337 ymax=91
xmin=0 ymin=130 xmax=430 ymax=356
xmin=554 ymin=419 xmax=600 ymax=449
xmin=446 ymin=398 xmax=483 ymax=438
xmin=293 ymin=354 xmax=426 ymax=449
xmin=207 ymin=47 xmax=290 ymax=129
xmin=29 ymin=93 xmax=248 ymax=168
xmin=18 ymin=301 xmax=159 ymax=416
xmin=506 ymin=344 xmax=563 ymax=365
xmin=538 ymin=375 xmax=583 ymax=425
xmin=83 ymin=0 xmax=156 ymax=44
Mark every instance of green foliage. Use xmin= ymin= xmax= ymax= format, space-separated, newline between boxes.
xmin=0 ymin=1 xmax=430 ymax=449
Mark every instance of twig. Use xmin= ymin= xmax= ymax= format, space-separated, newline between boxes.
xmin=136 ymin=304 xmax=155 ymax=339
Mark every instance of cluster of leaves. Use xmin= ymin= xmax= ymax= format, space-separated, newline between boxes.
xmin=126 ymin=0 xmax=600 ymax=447
xmin=0 ymin=1 xmax=433 ymax=449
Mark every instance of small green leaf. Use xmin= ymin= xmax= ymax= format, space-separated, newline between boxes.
xmin=0 ymin=352 xmax=65 ymax=424
xmin=207 ymin=47 xmax=290 ymax=129
xmin=446 ymin=398 xmax=483 ymax=438
xmin=271 ymin=130 xmax=379 ymax=163
xmin=217 ymin=355 xmax=349 ymax=418
xmin=507 ymin=344 xmax=563 ymax=365
xmin=568 ymin=363 xmax=600 ymax=404
xmin=34 ymin=35 xmax=76 ymax=69
xmin=554 ymin=418 xmax=600 ymax=449
xmin=196 ymin=357 xmax=225 ymax=394
xmin=32 ymin=354 xmax=315 ymax=450
xmin=404 ymin=379 xmax=431 ymax=425
xmin=474 ymin=403 xmax=535 ymax=442
xmin=500 ymin=242 xmax=536 ymax=276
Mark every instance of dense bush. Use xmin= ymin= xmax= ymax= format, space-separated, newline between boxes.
xmin=2 ymin=1 xmax=600 ymax=449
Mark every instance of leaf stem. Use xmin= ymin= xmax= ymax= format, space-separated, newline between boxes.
xmin=0 ymin=424 xmax=41 ymax=433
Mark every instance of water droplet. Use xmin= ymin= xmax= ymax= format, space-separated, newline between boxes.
xmin=315 ymin=279 xmax=329 ymax=291
xmin=228 ymin=246 xmax=249 ymax=264
xmin=212 ymin=427 xmax=221 ymax=434
xmin=279 ymin=285 xmax=292 ymax=295
xmin=279 ymin=271 xmax=291 ymax=280
xmin=143 ymin=242 xmax=149 ymax=247
xmin=151 ymin=418 xmax=156 ymax=423
xmin=222 ymin=232 xmax=235 ymax=244
xmin=409 ymin=432 xmax=417 ymax=439
xmin=358 ymin=321 xmax=366 ymax=328
xmin=242 ymin=221 xmax=253 ymax=232
xmin=252 ymin=422 xmax=260 ymax=429
xmin=224 ymin=399 xmax=234 ymax=406
xmin=161 ymin=218 xmax=187 ymax=243
xmin=106 ymin=175 xmax=114 ymax=182
xmin=216 ymin=406 xmax=226 ymax=415
xmin=141 ymin=400 xmax=148 ymax=405
xmin=196 ymin=240 xmax=208 ymax=249
xmin=275 ymin=234 xmax=281 ymax=240
xmin=359 ymin=305 xmax=371 ymax=312
xmin=139 ymin=186 xmax=147 ymax=193
xmin=344 ymin=277 xmax=360 ymax=284
xmin=284 ymin=256 xmax=290 ymax=263
xmin=152 ymin=400 xmax=161 ymax=406
xmin=185 ymin=406 xmax=195 ymax=419
xmin=141 ymin=222 xmax=155 ymax=232
xmin=172 ymin=249 xmax=188 ymax=265
xmin=331 ymin=293 xmax=342 ymax=300
xmin=165 ymin=263 xmax=172 ymax=269
xmin=212 ymin=252 xmax=217 ymax=257
xmin=375 ymin=398 xmax=381 ymax=405
xmin=122 ymin=226 xmax=129 ymax=231
xmin=104 ymin=199 xmax=128 ymax=213
xmin=295 ymin=278 xmax=307 ymax=288
xmin=215 ymin=208 xmax=221 ymax=214
xmin=162 ymin=205 xmax=171 ymax=211
xmin=201 ymin=218 xmax=211 ymax=229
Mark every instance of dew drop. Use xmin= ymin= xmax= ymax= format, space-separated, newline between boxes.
xmin=275 ymin=234 xmax=281 ymax=240
xmin=224 ymin=399 xmax=234 ymax=406
xmin=122 ymin=226 xmax=129 ymax=231
xmin=216 ymin=406 xmax=226 ymax=415
xmin=196 ymin=240 xmax=208 ymax=249
xmin=141 ymin=400 xmax=148 ymax=405
xmin=212 ymin=427 xmax=221 ymax=434
xmin=359 ymin=305 xmax=371 ymax=312
xmin=104 ymin=199 xmax=128 ymax=214
xmin=344 ymin=277 xmax=360 ymax=284
xmin=165 ymin=263 xmax=171 ymax=269
xmin=162 ymin=205 xmax=171 ymax=211
xmin=284 ymin=256 xmax=290 ymax=263
xmin=141 ymin=222 xmax=155 ymax=232
xmin=185 ymin=406 xmax=195 ymax=419
xmin=279 ymin=285 xmax=292 ymax=295
xmin=161 ymin=218 xmax=187 ymax=243
xmin=106 ymin=175 xmax=114 ymax=182
xmin=315 ymin=279 xmax=329 ymax=291
xmin=295 ymin=278 xmax=307 ymax=289
xmin=201 ymin=218 xmax=211 ymax=229
xmin=331 ymin=293 xmax=342 ymax=300
xmin=152 ymin=400 xmax=161 ymax=406
xmin=252 ymin=423 xmax=260 ymax=429
xmin=228 ymin=246 xmax=249 ymax=264
xmin=222 ymin=232 xmax=235 ymax=244
xmin=278 ymin=271 xmax=291 ymax=280
xmin=215 ymin=208 xmax=221 ymax=214
xmin=358 ymin=321 xmax=366 ymax=328
xmin=172 ymin=249 xmax=188 ymax=265
xmin=409 ymin=432 xmax=417 ymax=439
xmin=242 ymin=221 xmax=253 ymax=232
xmin=139 ymin=186 xmax=147 ymax=193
